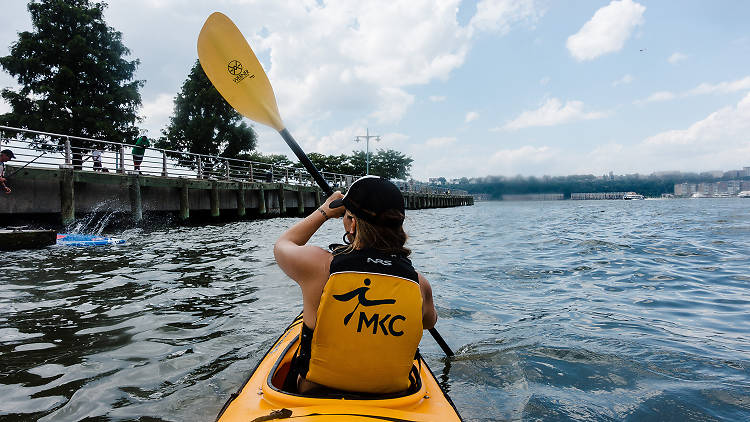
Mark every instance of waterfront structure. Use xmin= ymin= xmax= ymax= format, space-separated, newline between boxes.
xmin=674 ymin=180 xmax=749 ymax=197
xmin=0 ymin=126 xmax=472 ymax=226
xmin=501 ymin=193 xmax=564 ymax=201
xmin=674 ymin=183 xmax=697 ymax=196
xmin=571 ymin=192 xmax=643 ymax=200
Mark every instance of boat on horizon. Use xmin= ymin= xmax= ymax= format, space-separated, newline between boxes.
xmin=623 ymin=192 xmax=645 ymax=200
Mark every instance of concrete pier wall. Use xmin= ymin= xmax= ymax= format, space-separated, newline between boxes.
xmin=0 ymin=166 xmax=473 ymax=226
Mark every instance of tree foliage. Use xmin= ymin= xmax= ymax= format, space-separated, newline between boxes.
xmin=0 ymin=0 xmax=142 ymax=150
xmin=157 ymin=60 xmax=256 ymax=167
xmin=293 ymin=149 xmax=413 ymax=180
xmin=369 ymin=149 xmax=413 ymax=180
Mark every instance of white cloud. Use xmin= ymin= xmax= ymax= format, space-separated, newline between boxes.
xmin=539 ymin=76 xmax=550 ymax=86
xmin=490 ymin=145 xmax=552 ymax=163
xmin=465 ymin=111 xmax=480 ymax=123
xmin=487 ymin=145 xmax=558 ymax=175
xmin=687 ymin=75 xmax=750 ymax=95
xmin=242 ymin=0 xmax=542 ymax=130
xmin=612 ymin=74 xmax=634 ymax=87
xmin=501 ymin=98 xmax=608 ymax=130
xmin=644 ymin=92 xmax=750 ymax=148
xmin=590 ymin=92 xmax=750 ymax=173
xmin=425 ymin=137 xmax=457 ymax=147
xmin=635 ymin=90 xmax=676 ymax=104
xmin=429 ymin=95 xmax=446 ymax=102
xmin=635 ymin=75 xmax=750 ymax=104
xmin=139 ymin=93 xmax=175 ymax=135
xmin=668 ymin=52 xmax=688 ymax=64
xmin=469 ymin=0 xmax=542 ymax=35
xmin=566 ymin=0 xmax=646 ymax=61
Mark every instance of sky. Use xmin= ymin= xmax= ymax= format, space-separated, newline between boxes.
xmin=1 ymin=0 xmax=749 ymax=180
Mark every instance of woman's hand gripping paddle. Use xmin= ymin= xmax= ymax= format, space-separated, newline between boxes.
xmin=197 ymin=12 xmax=454 ymax=357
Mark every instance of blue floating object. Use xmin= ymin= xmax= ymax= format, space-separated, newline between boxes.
xmin=56 ymin=233 xmax=125 ymax=246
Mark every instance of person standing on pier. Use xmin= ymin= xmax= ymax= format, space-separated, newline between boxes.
xmin=132 ymin=136 xmax=150 ymax=173
xmin=91 ymin=148 xmax=103 ymax=172
xmin=0 ymin=149 xmax=15 ymax=194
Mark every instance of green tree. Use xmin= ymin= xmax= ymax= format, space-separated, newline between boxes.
xmin=370 ymin=149 xmax=413 ymax=180
xmin=0 ymin=0 xmax=143 ymax=167
xmin=349 ymin=151 xmax=368 ymax=176
xmin=237 ymin=151 xmax=294 ymax=167
xmin=157 ymin=60 xmax=257 ymax=170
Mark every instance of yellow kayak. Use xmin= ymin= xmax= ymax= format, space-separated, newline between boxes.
xmin=217 ymin=314 xmax=463 ymax=421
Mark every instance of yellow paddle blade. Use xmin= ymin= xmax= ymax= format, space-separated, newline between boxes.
xmin=197 ymin=12 xmax=284 ymax=131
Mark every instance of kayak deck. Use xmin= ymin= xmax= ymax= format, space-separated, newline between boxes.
xmin=217 ymin=314 xmax=462 ymax=421
xmin=56 ymin=233 xmax=125 ymax=246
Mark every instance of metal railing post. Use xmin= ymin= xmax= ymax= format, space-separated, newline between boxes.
xmin=270 ymin=164 xmax=274 ymax=182
xmin=225 ymin=159 xmax=230 ymax=180
xmin=285 ymin=168 xmax=289 ymax=184
xmin=249 ymin=163 xmax=253 ymax=182
xmin=64 ymin=137 xmax=72 ymax=165
xmin=118 ymin=145 xmax=125 ymax=173
xmin=162 ymin=151 xmax=168 ymax=177
xmin=197 ymin=156 xmax=203 ymax=179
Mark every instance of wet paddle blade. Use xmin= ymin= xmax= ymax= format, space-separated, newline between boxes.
xmin=197 ymin=12 xmax=284 ymax=131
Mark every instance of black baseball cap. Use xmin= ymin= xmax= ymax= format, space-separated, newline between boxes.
xmin=1 ymin=149 xmax=15 ymax=159
xmin=330 ymin=176 xmax=405 ymax=227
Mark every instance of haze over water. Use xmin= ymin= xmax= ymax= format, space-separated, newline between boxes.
xmin=2 ymin=199 xmax=749 ymax=421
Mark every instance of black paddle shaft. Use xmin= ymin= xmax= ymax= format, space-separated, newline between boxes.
xmin=279 ymin=129 xmax=333 ymax=197
xmin=279 ymin=127 xmax=455 ymax=358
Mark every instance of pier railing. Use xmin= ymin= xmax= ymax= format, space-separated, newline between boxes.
xmin=0 ymin=126 xmax=356 ymax=188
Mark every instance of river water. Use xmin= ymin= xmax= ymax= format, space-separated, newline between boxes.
xmin=2 ymin=199 xmax=749 ymax=421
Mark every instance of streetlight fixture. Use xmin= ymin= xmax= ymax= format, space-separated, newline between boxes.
xmin=354 ymin=128 xmax=381 ymax=175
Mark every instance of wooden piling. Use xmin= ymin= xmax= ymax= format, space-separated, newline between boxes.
xmin=297 ymin=187 xmax=305 ymax=215
xmin=279 ymin=185 xmax=286 ymax=215
xmin=211 ymin=182 xmax=220 ymax=217
xmin=180 ymin=183 xmax=189 ymax=220
xmin=129 ymin=175 xmax=142 ymax=222
xmin=60 ymin=168 xmax=75 ymax=225
xmin=258 ymin=186 xmax=266 ymax=215
xmin=237 ymin=183 xmax=246 ymax=217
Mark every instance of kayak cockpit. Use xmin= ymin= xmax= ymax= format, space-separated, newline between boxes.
xmin=267 ymin=333 xmax=424 ymax=400
xmin=216 ymin=315 xmax=463 ymax=421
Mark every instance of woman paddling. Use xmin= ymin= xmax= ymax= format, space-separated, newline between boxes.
xmin=274 ymin=175 xmax=438 ymax=394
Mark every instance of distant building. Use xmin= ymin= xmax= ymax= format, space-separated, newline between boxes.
xmin=728 ymin=180 xmax=741 ymax=195
xmin=698 ymin=182 xmax=715 ymax=196
xmin=744 ymin=167 xmax=750 ymax=177
xmin=674 ymin=183 xmax=697 ymax=197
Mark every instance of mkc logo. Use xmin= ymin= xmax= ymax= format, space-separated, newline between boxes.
xmin=227 ymin=60 xmax=254 ymax=84
xmin=333 ymin=278 xmax=405 ymax=336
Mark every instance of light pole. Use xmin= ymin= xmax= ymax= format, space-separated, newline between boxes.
xmin=353 ymin=128 xmax=380 ymax=175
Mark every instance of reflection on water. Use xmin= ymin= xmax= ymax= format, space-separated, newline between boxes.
xmin=2 ymin=200 xmax=750 ymax=421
